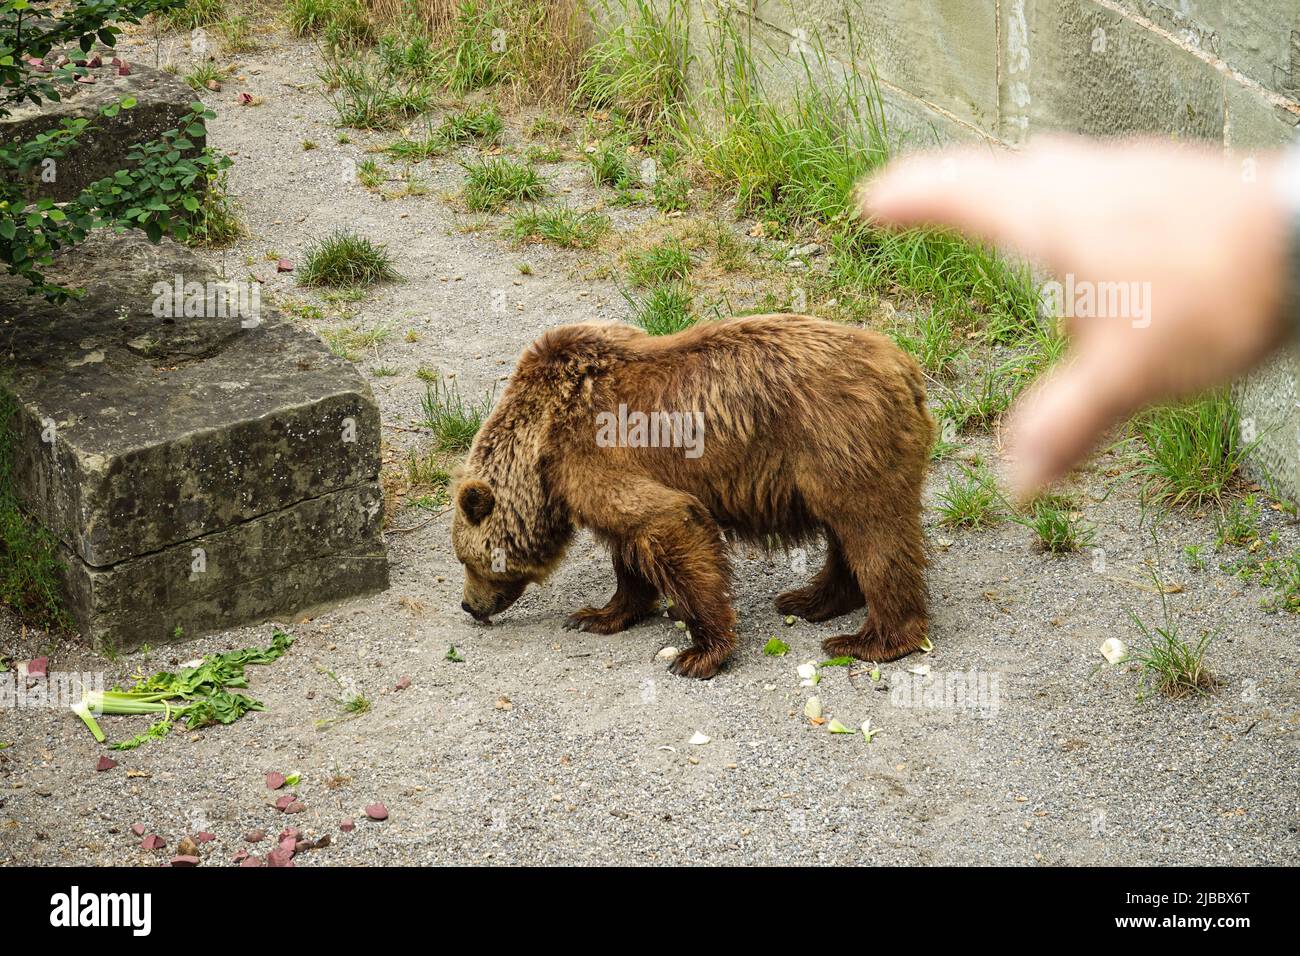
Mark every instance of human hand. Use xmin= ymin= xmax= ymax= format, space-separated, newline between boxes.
xmin=857 ymin=137 xmax=1291 ymax=501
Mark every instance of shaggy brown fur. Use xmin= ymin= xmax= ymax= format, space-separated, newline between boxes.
xmin=451 ymin=314 xmax=933 ymax=679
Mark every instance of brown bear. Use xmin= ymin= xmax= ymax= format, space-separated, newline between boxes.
xmin=451 ymin=313 xmax=933 ymax=679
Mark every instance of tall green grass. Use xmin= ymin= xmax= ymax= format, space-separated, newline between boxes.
xmin=678 ymin=11 xmax=1039 ymax=342
xmin=574 ymin=0 xmax=691 ymax=132
xmin=1126 ymin=391 xmax=1251 ymax=508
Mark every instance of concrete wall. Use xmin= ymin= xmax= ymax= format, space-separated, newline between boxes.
xmin=683 ymin=0 xmax=1300 ymax=498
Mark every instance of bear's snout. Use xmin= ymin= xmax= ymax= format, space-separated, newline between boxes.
xmin=461 ymin=600 xmax=493 ymax=624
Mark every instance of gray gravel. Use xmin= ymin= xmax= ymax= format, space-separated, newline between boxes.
xmin=1 ymin=26 xmax=1297 ymax=867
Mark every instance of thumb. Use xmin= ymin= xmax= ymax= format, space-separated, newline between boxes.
xmin=1004 ymin=348 xmax=1144 ymax=503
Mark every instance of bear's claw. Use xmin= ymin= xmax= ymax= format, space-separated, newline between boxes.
xmin=775 ymin=585 xmax=863 ymax=623
xmin=668 ymin=645 xmax=727 ymax=679
xmin=563 ymin=605 xmax=649 ymax=635
xmin=821 ymin=620 xmax=927 ymax=663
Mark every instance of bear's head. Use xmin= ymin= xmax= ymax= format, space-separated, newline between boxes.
xmin=451 ymin=472 xmax=571 ymax=624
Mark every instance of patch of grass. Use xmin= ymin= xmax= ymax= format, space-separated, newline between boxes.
xmin=421 ymin=379 xmax=493 ymax=452
xmin=889 ymin=306 xmax=963 ymax=377
xmin=286 ymin=0 xmax=373 ymax=46
xmin=386 ymin=104 xmax=504 ymax=162
xmin=575 ymin=0 xmax=691 ymax=132
xmin=1214 ymin=494 xmax=1262 ymax=550
xmin=321 ymin=324 xmax=391 ymax=361
xmin=185 ymin=169 xmax=245 ymax=247
xmin=625 ymin=238 xmax=691 ymax=286
xmin=462 ymin=158 xmax=545 ymax=211
xmin=652 ymin=171 xmax=690 ymax=212
xmin=356 ymin=158 xmax=386 ymax=190
xmin=509 ymin=206 xmax=609 ymax=248
xmin=0 ymin=393 xmax=69 ymax=630
xmin=685 ymin=12 xmax=1038 ymax=343
xmin=215 ymin=14 xmax=257 ymax=53
xmin=438 ymin=0 xmax=505 ymax=93
xmin=406 ymin=450 xmax=452 ymax=501
xmin=184 ymin=61 xmax=225 ymax=91
xmin=1129 ymin=610 xmax=1218 ymax=700
xmin=1230 ymin=551 xmax=1300 ymax=614
xmin=299 ymin=229 xmax=399 ymax=288
xmin=526 ymin=144 xmax=564 ymax=164
xmin=528 ymin=115 xmax=567 ymax=138
xmin=936 ymin=466 xmax=1004 ymax=529
xmin=160 ymin=0 xmax=226 ymax=31
xmin=1127 ymin=390 xmax=1248 ymax=508
xmin=622 ymin=283 xmax=694 ymax=336
xmin=938 ymin=365 xmax=1014 ymax=434
xmin=584 ymin=141 xmax=637 ymax=188
xmin=441 ymin=102 xmax=504 ymax=144
xmin=319 ymin=48 xmax=433 ymax=129
xmin=1018 ymin=495 xmax=1095 ymax=554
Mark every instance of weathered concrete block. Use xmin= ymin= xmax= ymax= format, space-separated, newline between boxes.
xmin=0 ymin=59 xmax=198 ymax=203
xmin=757 ymin=0 xmax=1000 ymax=136
xmin=0 ymin=232 xmax=389 ymax=651
xmin=1107 ymin=1 xmax=1300 ymax=100
xmin=1002 ymin=0 xmax=1224 ymax=142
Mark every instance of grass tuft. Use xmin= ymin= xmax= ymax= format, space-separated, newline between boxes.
xmin=936 ymin=466 xmax=1004 ymax=529
xmin=1127 ymin=391 xmax=1249 ymax=508
xmin=462 ymin=158 xmax=546 ymax=211
xmin=622 ymin=283 xmax=694 ymax=336
xmin=299 ymin=229 xmax=399 ymax=288
xmin=509 ymin=206 xmax=609 ymax=248
xmin=421 ymin=379 xmax=493 ymax=452
xmin=574 ymin=0 xmax=691 ymax=132
xmin=625 ymin=238 xmax=691 ymax=286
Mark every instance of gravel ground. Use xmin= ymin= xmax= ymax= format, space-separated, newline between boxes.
xmin=1 ymin=27 xmax=1298 ymax=867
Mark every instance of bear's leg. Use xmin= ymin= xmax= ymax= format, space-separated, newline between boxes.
xmin=822 ymin=511 xmax=929 ymax=663
xmin=775 ymin=532 xmax=865 ymax=622
xmin=583 ymin=483 xmax=737 ymax=678
xmin=564 ymin=552 xmax=659 ymax=634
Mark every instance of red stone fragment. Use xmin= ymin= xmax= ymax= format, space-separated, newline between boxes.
xmin=364 ymin=803 xmax=388 ymax=821
xmin=339 ymin=819 xmax=355 ymax=833
xmin=169 ymin=855 xmax=200 ymax=867
xmin=265 ymin=772 xmax=286 ymax=790
xmin=141 ymin=834 xmax=165 ymax=850
xmin=96 ymin=756 xmax=117 ymax=772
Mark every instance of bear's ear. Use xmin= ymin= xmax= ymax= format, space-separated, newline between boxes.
xmin=457 ymin=479 xmax=495 ymax=525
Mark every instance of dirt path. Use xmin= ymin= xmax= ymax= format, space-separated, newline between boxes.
xmin=1 ymin=28 xmax=1297 ymax=867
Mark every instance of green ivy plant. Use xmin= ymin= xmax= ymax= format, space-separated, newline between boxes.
xmin=0 ymin=0 xmax=229 ymax=300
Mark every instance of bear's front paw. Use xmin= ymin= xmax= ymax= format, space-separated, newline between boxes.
xmin=563 ymin=605 xmax=645 ymax=635
xmin=668 ymin=645 xmax=727 ymax=679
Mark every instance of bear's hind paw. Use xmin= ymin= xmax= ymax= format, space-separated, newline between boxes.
xmin=668 ymin=645 xmax=730 ymax=679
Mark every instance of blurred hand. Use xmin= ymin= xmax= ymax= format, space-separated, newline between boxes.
xmin=857 ymin=137 xmax=1291 ymax=502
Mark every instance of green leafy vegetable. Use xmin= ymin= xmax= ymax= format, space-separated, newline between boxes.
xmin=762 ymin=637 xmax=789 ymax=656
xmin=73 ymin=630 xmax=293 ymax=749
xmin=445 ymin=645 xmax=464 ymax=663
